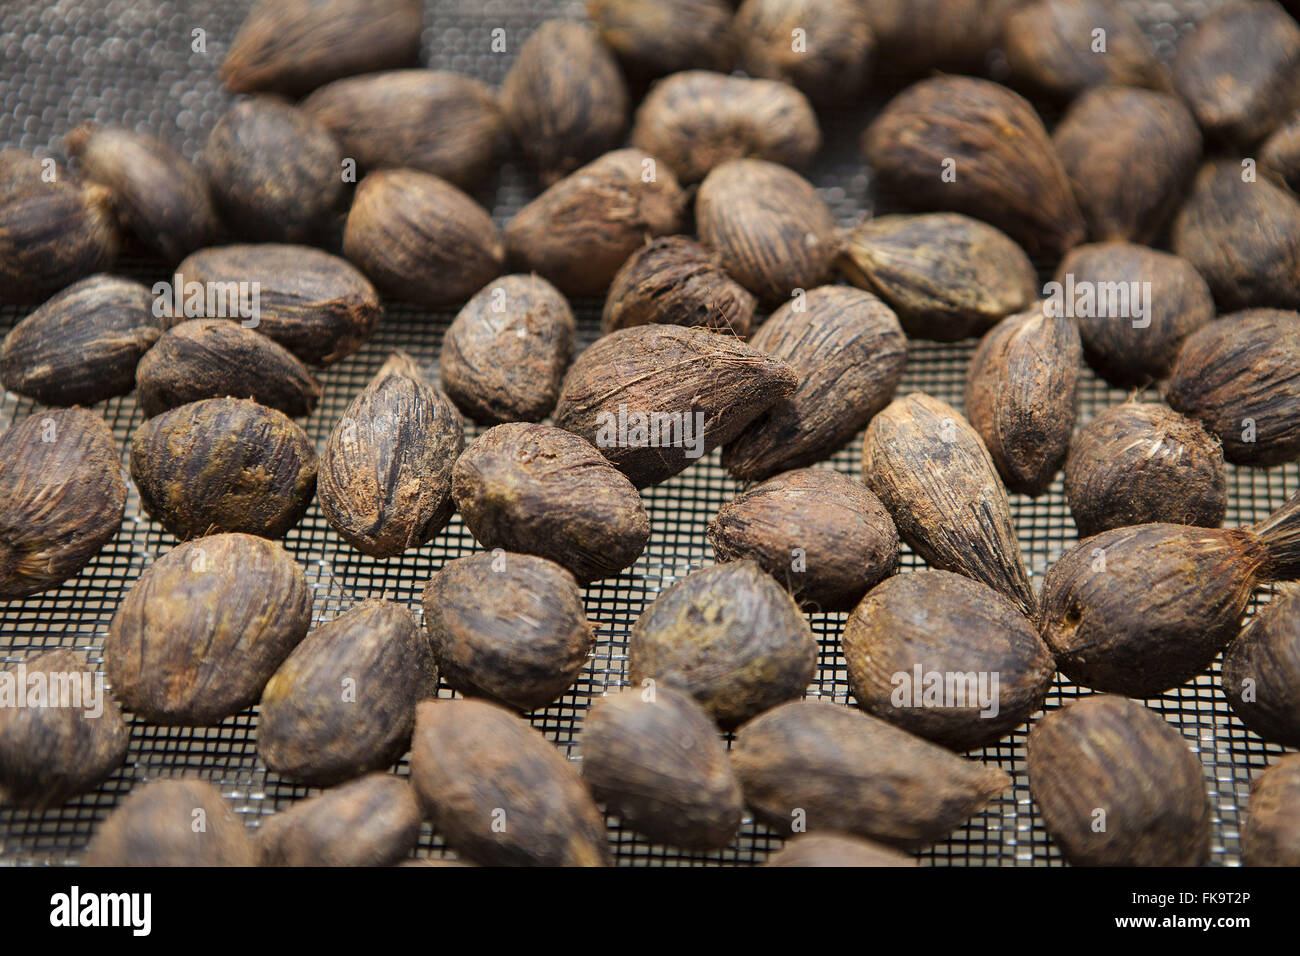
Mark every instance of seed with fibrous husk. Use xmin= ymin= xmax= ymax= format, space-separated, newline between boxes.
xmin=630 ymin=71 xmax=820 ymax=185
xmin=587 ymin=0 xmax=735 ymax=79
xmin=1027 ymin=695 xmax=1211 ymax=867
xmin=732 ymin=699 xmax=1010 ymax=849
xmin=866 ymin=0 xmax=1014 ymax=76
xmin=1261 ymin=109 xmax=1300 ymax=190
xmin=84 ymin=778 xmax=259 ymax=867
xmin=862 ymin=393 xmax=1037 ymax=617
xmin=581 ymin=686 xmax=743 ymax=849
xmin=733 ymin=0 xmax=873 ymax=104
xmin=765 ymin=832 xmax=916 ymax=867
xmin=258 ymin=774 xmax=422 ymax=867
xmin=409 ymin=699 xmax=610 ymax=867
xmin=722 ymin=286 xmax=907 ymax=481
xmin=0 ymin=274 xmax=160 ymax=406
xmin=603 ymin=236 xmax=757 ymax=337
xmin=1242 ymin=754 xmax=1300 ymax=866
xmin=0 ymin=649 xmax=129 ymax=809
xmin=0 ymin=408 xmax=125 ymax=601
xmin=1222 ymin=587 xmax=1300 ymax=747
xmin=105 ymin=533 xmax=312 ymax=725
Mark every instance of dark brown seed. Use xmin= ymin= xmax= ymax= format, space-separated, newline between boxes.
xmin=501 ymin=21 xmax=629 ymax=185
xmin=451 ymin=424 xmax=650 ymax=584
xmin=862 ymin=393 xmax=1037 ymax=617
xmin=964 ymin=307 xmax=1082 ymax=497
xmin=505 ymin=148 xmax=685 ymax=297
xmin=135 ymin=318 xmax=322 ymax=419
xmin=105 ymin=533 xmax=312 ymax=725
xmin=0 ymin=274 xmax=160 ymax=406
xmin=765 ymin=832 xmax=916 ymax=867
xmin=422 ymin=551 xmax=594 ymax=711
xmin=0 ymin=408 xmax=125 ymax=601
xmin=257 ymin=773 xmax=422 ymax=867
xmin=838 ymin=213 xmax=1038 ymax=342
xmin=1166 ymin=308 xmax=1300 ymax=467
xmin=587 ymin=0 xmax=735 ymax=78
xmin=708 ymin=468 xmax=898 ymax=613
xmin=300 ymin=70 xmax=503 ymax=189
xmin=1065 ymin=403 xmax=1227 ymax=538
xmin=83 ymin=778 xmax=259 ymax=867
xmin=318 ymin=353 xmax=464 ymax=558
xmin=863 ymin=76 xmax=1085 ymax=262
xmin=734 ymin=0 xmax=873 ymax=104
xmin=1222 ymin=587 xmax=1300 ymax=747
xmin=581 ymin=686 xmax=743 ymax=849
xmin=722 ymin=287 xmax=907 ymax=481
xmin=842 ymin=570 xmax=1055 ymax=751
xmin=258 ymin=599 xmax=436 ymax=786
xmin=630 ymin=71 xmax=820 ymax=185
xmin=866 ymin=0 xmax=1015 ymax=76
xmin=732 ymin=699 xmax=1010 ymax=849
xmin=1242 ymin=754 xmax=1300 ymax=866
xmin=344 ymin=168 xmax=503 ymax=307
xmin=0 ymin=649 xmax=129 ymax=808
xmin=696 ymin=158 xmax=838 ymax=308
xmin=130 ymin=397 xmax=317 ymax=541
xmin=221 ymin=0 xmax=422 ymax=97
xmin=440 ymin=274 xmax=575 ymax=425
xmin=202 ymin=97 xmax=343 ymax=244
xmin=1260 ymin=109 xmax=1300 ymax=190
xmin=409 ymin=699 xmax=610 ymax=867
xmin=627 ymin=560 xmax=818 ymax=728
xmin=65 ymin=123 xmax=218 ymax=262
xmin=1028 ymin=696 xmax=1210 ymax=866
xmin=554 ymin=324 xmax=798 ymax=488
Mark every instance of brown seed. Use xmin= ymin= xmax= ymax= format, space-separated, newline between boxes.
xmin=765 ymin=832 xmax=916 ymax=868
xmin=1260 ymin=108 xmax=1300 ymax=190
xmin=866 ymin=0 xmax=1015 ymax=76
xmin=630 ymin=71 xmax=821 ymax=185
xmin=696 ymin=158 xmax=838 ymax=307
xmin=581 ymin=686 xmax=743 ymax=849
xmin=843 ymin=570 xmax=1055 ymax=752
xmin=1065 ymin=403 xmax=1227 ymax=538
xmin=258 ymin=599 xmax=436 ymax=786
xmin=554 ymin=324 xmax=798 ymax=488
xmin=451 ymin=424 xmax=650 ymax=584
xmin=135 ymin=318 xmax=322 ymax=419
xmin=0 ymin=649 xmax=129 ymax=809
xmin=0 ymin=408 xmax=125 ymax=601
xmin=505 ymin=148 xmax=685 ymax=297
xmin=130 ymin=397 xmax=317 ymax=541
xmin=1242 ymin=754 xmax=1300 ymax=866
xmin=440 ymin=274 xmax=575 ymax=425
xmin=257 ymin=773 xmax=422 ymax=867
xmin=105 ymin=533 xmax=312 ymax=725
xmin=964 ymin=306 xmax=1082 ymax=497
xmin=862 ymin=393 xmax=1038 ymax=617
xmin=409 ymin=699 xmax=610 ymax=867
xmin=84 ymin=778 xmax=259 ymax=867
xmin=863 ymin=76 xmax=1085 ymax=262
xmin=1222 ymin=587 xmax=1300 ymax=747
xmin=627 ymin=561 xmax=818 ymax=728
xmin=1166 ymin=308 xmax=1300 ymax=467
xmin=318 ymin=353 xmax=464 ymax=559
xmin=587 ymin=0 xmax=735 ymax=79
xmin=221 ymin=0 xmax=422 ymax=97
xmin=0 ymin=274 xmax=160 ymax=406
xmin=734 ymin=0 xmax=873 ymax=104
xmin=422 ymin=551 xmax=594 ymax=711
xmin=732 ymin=699 xmax=1010 ymax=849
xmin=838 ymin=213 xmax=1038 ymax=342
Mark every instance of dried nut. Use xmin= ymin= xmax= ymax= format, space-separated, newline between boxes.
xmin=1065 ymin=403 xmax=1227 ymax=538
xmin=627 ymin=560 xmax=818 ymax=728
xmin=866 ymin=0 xmax=1015 ymax=76
xmin=0 ymin=408 xmax=126 ymax=601
xmin=732 ymin=699 xmax=1010 ymax=849
xmin=581 ymin=686 xmax=743 ymax=849
xmin=842 ymin=570 xmax=1055 ymax=751
xmin=258 ymin=599 xmax=436 ymax=786
xmin=257 ymin=773 xmax=422 ymax=867
xmin=409 ymin=699 xmax=611 ymax=867
xmin=733 ymin=0 xmax=873 ymax=104
xmin=1222 ymin=587 xmax=1300 ymax=747
xmin=1 ymin=274 xmax=160 ymax=406
xmin=838 ymin=213 xmax=1038 ymax=342
xmin=106 ymin=533 xmax=312 ymax=725
xmin=422 ymin=551 xmax=594 ymax=711
xmin=862 ymin=393 xmax=1038 ymax=617
xmin=587 ymin=0 xmax=735 ymax=78
xmin=440 ymin=274 xmax=575 ymax=425
xmin=765 ymin=832 xmax=916 ymax=868
xmin=554 ymin=324 xmax=798 ymax=488
xmin=451 ymin=424 xmax=650 ymax=584
xmin=1260 ymin=109 xmax=1300 ymax=190
xmin=629 ymin=71 xmax=820 ymax=184
xmin=722 ymin=286 xmax=908 ymax=481
xmin=319 ymin=353 xmax=464 ymax=558
xmin=130 ymin=397 xmax=317 ymax=541
xmin=0 ymin=649 xmax=129 ymax=808
xmin=1027 ymin=696 xmax=1211 ymax=867
xmin=1242 ymin=754 xmax=1300 ymax=866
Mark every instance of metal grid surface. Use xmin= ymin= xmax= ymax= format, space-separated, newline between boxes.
xmin=2 ymin=0 xmax=1294 ymax=867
